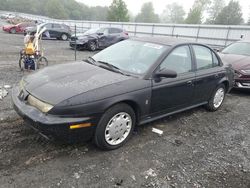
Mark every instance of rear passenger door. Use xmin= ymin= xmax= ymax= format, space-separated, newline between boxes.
xmin=151 ymin=45 xmax=196 ymax=115
xmin=51 ymin=23 xmax=62 ymax=38
xmin=192 ymin=45 xmax=224 ymax=103
xmin=107 ymin=28 xmax=122 ymax=46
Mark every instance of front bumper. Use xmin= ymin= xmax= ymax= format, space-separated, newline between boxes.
xmin=2 ymin=27 xmax=10 ymax=32
xmin=69 ymin=40 xmax=88 ymax=49
xmin=234 ymin=78 xmax=250 ymax=89
xmin=12 ymin=87 xmax=96 ymax=142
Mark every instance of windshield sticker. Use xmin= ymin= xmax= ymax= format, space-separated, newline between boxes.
xmin=144 ymin=43 xmax=163 ymax=49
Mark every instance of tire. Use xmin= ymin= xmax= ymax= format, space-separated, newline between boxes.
xmin=10 ymin=28 xmax=16 ymax=34
xmin=61 ymin=33 xmax=68 ymax=41
xmin=88 ymin=41 xmax=97 ymax=51
xmin=206 ymin=84 xmax=226 ymax=111
xmin=94 ymin=103 xmax=136 ymax=150
xmin=19 ymin=56 xmax=25 ymax=70
xmin=36 ymin=56 xmax=48 ymax=69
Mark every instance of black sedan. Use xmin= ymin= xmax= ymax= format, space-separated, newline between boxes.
xmin=12 ymin=37 xmax=234 ymax=150
xmin=69 ymin=27 xmax=129 ymax=51
xmin=26 ymin=23 xmax=71 ymax=41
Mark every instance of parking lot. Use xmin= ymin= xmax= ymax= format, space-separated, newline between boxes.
xmin=0 ymin=18 xmax=250 ymax=188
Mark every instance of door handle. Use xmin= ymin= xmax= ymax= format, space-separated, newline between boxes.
xmin=214 ymin=74 xmax=219 ymax=78
xmin=186 ymin=81 xmax=193 ymax=86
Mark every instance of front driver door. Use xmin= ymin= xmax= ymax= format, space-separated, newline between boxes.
xmin=97 ymin=28 xmax=109 ymax=48
xmin=150 ymin=45 xmax=196 ymax=116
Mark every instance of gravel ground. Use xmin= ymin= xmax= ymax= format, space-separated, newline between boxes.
xmin=0 ymin=19 xmax=250 ymax=188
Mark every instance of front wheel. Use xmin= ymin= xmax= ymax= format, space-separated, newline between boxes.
xmin=36 ymin=56 xmax=48 ymax=69
xmin=10 ymin=28 xmax=16 ymax=34
xmin=206 ymin=84 xmax=226 ymax=111
xmin=88 ymin=41 xmax=97 ymax=51
xmin=94 ymin=103 xmax=136 ymax=150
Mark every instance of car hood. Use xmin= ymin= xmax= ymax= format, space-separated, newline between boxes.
xmin=3 ymin=25 xmax=14 ymax=29
xmin=219 ymin=53 xmax=250 ymax=70
xmin=23 ymin=62 xmax=132 ymax=105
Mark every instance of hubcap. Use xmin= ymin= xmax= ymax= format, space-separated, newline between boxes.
xmin=213 ymin=88 xmax=225 ymax=108
xmin=105 ymin=112 xmax=132 ymax=145
xmin=62 ymin=34 xmax=67 ymax=40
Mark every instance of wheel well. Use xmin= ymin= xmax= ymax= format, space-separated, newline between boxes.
xmin=61 ymin=33 xmax=68 ymax=37
xmin=221 ymin=81 xmax=229 ymax=92
xmin=111 ymin=100 xmax=140 ymax=124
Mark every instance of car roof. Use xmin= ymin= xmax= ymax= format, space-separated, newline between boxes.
xmin=236 ymin=40 xmax=250 ymax=43
xmin=132 ymin=36 xmax=192 ymax=46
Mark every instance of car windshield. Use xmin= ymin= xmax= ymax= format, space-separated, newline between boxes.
xmin=92 ymin=40 xmax=168 ymax=74
xmin=84 ymin=28 xmax=100 ymax=35
xmin=222 ymin=42 xmax=250 ymax=56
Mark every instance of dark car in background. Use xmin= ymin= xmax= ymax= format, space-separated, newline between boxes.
xmin=26 ymin=23 xmax=71 ymax=41
xmin=219 ymin=41 xmax=250 ymax=89
xmin=69 ymin=27 xmax=129 ymax=51
xmin=12 ymin=37 xmax=234 ymax=150
xmin=2 ymin=22 xmax=36 ymax=34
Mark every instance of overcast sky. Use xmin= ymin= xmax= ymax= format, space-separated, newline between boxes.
xmin=77 ymin=0 xmax=250 ymax=21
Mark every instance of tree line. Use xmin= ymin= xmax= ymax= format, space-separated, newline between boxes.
xmin=0 ymin=0 xmax=249 ymax=25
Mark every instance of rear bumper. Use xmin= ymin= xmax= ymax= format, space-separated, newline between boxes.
xmin=12 ymin=87 xmax=96 ymax=142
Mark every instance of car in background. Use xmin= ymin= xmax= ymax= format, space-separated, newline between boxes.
xmin=219 ymin=41 xmax=250 ymax=89
xmin=26 ymin=23 xmax=71 ymax=41
xmin=69 ymin=27 xmax=129 ymax=51
xmin=2 ymin=22 xmax=36 ymax=34
xmin=1 ymin=13 xmax=15 ymax=19
xmin=12 ymin=37 xmax=234 ymax=150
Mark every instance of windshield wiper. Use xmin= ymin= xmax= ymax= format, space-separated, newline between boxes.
xmin=84 ymin=56 xmax=97 ymax=65
xmin=97 ymin=61 xmax=130 ymax=76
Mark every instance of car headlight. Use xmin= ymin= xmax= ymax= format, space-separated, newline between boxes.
xmin=27 ymin=95 xmax=53 ymax=113
xmin=241 ymin=69 xmax=250 ymax=74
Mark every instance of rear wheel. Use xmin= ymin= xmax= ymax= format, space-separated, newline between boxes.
xmin=94 ymin=103 xmax=135 ymax=150
xmin=61 ymin=33 xmax=68 ymax=41
xmin=36 ymin=56 xmax=48 ymax=69
xmin=206 ymin=84 xmax=226 ymax=111
xmin=19 ymin=56 xmax=25 ymax=70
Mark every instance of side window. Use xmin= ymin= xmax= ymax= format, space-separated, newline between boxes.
xmin=193 ymin=45 xmax=213 ymax=70
xmin=44 ymin=23 xmax=52 ymax=29
xmin=53 ymin=24 xmax=61 ymax=28
xmin=109 ymin=28 xmax=122 ymax=34
xmin=160 ymin=46 xmax=192 ymax=74
xmin=212 ymin=52 xmax=219 ymax=66
xmin=98 ymin=28 xmax=108 ymax=35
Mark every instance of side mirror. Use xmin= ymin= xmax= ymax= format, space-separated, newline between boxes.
xmin=97 ymin=32 xmax=104 ymax=36
xmin=154 ymin=69 xmax=177 ymax=79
